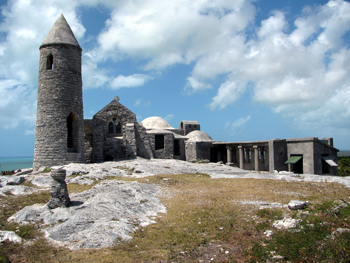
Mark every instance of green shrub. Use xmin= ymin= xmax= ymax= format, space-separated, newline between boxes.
xmin=338 ymin=157 xmax=350 ymax=177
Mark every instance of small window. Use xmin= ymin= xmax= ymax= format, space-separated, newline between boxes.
xmin=155 ymin=135 xmax=164 ymax=150
xmin=46 ymin=54 xmax=53 ymax=70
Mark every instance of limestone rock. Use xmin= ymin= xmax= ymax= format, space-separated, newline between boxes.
xmin=273 ymin=217 xmax=301 ymax=229
xmin=0 ymin=176 xmax=25 ymax=186
xmin=0 ymin=185 xmax=32 ymax=196
xmin=332 ymin=228 xmax=350 ymax=236
xmin=31 ymin=175 xmax=54 ymax=187
xmin=9 ymin=180 xmax=166 ymax=250
xmin=0 ymin=231 xmax=22 ymax=243
xmin=288 ymin=200 xmax=307 ymax=210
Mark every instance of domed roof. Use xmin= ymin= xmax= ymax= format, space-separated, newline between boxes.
xmin=186 ymin=130 xmax=213 ymax=142
xmin=140 ymin=116 xmax=174 ymax=129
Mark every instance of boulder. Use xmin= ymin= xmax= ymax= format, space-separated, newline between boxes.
xmin=273 ymin=217 xmax=301 ymax=229
xmin=288 ymin=200 xmax=307 ymax=210
xmin=0 ymin=176 xmax=25 ymax=186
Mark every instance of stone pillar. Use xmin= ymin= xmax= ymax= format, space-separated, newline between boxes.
xmin=238 ymin=146 xmax=244 ymax=169
xmin=254 ymin=146 xmax=259 ymax=171
xmin=226 ymin=145 xmax=233 ymax=166
xmin=48 ymin=169 xmax=70 ymax=209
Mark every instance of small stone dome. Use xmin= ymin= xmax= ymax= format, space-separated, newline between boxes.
xmin=141 ymin=116 xmax=174 ymax=129
xmin=186 ymin=130 xmax=213 ymax=142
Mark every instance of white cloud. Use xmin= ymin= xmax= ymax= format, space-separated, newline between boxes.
xmin=134 ymin=99 xmax=151 ymax=107
xmin=0 ymin=79 xmax=36 ymax=129
xmin=109 ymin=74 xmax=152 ymax=89
xmin=163 ymin=114 xmax=174 ymax=122
xmin=225 ymin=115 xmax=251 ymax=133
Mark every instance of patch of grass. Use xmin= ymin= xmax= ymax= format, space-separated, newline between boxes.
xmin=67 ymin=183 xmax=95 ymax=194
xmin=256 ymin=208 xmax=283 ymax=220
xmin=0 ymin=237 xmax=68 ymax=263
xmin=0 ymin=191 xmax=50 ymax=224
xmin=250 ymin=200 xmax=350 ymax=262
xmin=42 ymin=167 xmax=51 ymax=173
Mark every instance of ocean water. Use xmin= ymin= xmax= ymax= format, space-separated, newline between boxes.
xmin=0 ymin=157 xmax=33 ymax=171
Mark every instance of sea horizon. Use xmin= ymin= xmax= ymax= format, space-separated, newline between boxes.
xmin=0 ymin=156 xmax=34 ymax=171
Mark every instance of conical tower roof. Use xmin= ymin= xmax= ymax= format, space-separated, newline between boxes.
xmin=40 ymin=14 xmax=81 ymax=50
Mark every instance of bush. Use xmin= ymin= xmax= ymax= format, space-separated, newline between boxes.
xmin=338 ymin=157 xmax=350 ymax=177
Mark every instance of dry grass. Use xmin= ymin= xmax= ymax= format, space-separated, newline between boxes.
xmin=1 ymin=174 xmax=350 ymax=262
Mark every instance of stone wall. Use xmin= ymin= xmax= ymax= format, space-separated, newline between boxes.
xmin=268 ymin=139 xmax=288 ymax=172
xmin=287 ymin=140 xmax=315 ymax=174
xmin=134 ymin=124 xmax=153 ymax=159
xmin=185 ymin=141 xmax=212 ymax=162
xmin=149 ymin=133 xmax=174 ymax=159
xmin=313 ymin=140 xmax=338 ymax=175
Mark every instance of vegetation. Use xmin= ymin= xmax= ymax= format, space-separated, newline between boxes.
xmin=0 ymin=174 xmax=349 ymax=262
xmin=42 ymin=167 xmax=51 ymax=173
xmin=338 ymin=157 xmax=350 ymax=177
xmin=0 ymin=170 xmax=17 ymax=175
xmin=250 ymin=200 xmax=350 ymax=262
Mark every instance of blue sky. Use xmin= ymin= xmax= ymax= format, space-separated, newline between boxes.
xmin=0 ymin=0 xmax=349 ymax=157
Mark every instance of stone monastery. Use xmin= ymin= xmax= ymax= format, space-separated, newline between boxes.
xmin=33 ymin=15 xmax=339 ymax=175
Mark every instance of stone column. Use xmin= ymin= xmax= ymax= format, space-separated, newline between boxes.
xmin=226 ymin=145 xmax=233 ymax=166
xmin=48 ymin=169 xmax=70 ymax=209
xmin=254 ymin=146 xmax=259 ymax=171
xmin=238 ymin=146 xmax=244 ymax=169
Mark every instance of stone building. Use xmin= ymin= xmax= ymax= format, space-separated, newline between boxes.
xmin=211 ymin=137 xmax=338 ymax=175
xmin=33 ymin=14 xmax=339 ymax=175
xmin=84 ymin=97 xmax=338 ymax=175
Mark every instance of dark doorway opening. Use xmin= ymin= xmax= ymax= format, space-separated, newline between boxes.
xmin=155 ymin=135 xmax=164 ymax=150
xmin=174 ymin=140 xmax=180 ymax=156
xmin=292 ymin=155 xmax=303 ymax=174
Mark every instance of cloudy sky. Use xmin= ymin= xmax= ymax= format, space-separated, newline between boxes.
xmin=0 ymin=0 xmax=349 ymax=157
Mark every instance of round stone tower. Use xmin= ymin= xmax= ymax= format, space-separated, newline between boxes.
xmin=33 ymin=14 xmax=85 ymax=170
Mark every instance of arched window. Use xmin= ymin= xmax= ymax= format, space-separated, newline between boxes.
xmin=107 ymin=116 xmax=122 ymax=136
xmin=108 ymin=122 xmax=114 ymax=134
xmin=115 ymin=122 xmax=121 ymax=134
xmin=46 ymin=54 xmax=54 ymax=70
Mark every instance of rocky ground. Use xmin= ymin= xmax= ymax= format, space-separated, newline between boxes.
xmin=1 ymin=158 xmax=350 ymax=250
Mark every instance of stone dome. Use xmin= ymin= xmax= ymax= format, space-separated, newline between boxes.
xmin=186 ymin=130 xmax=213 ymax=142
xmin=140 ymin=116 xmax=174 ymax=129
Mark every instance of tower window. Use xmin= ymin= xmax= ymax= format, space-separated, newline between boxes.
xmin=46 ymin=54 xmax=54 ymax=70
